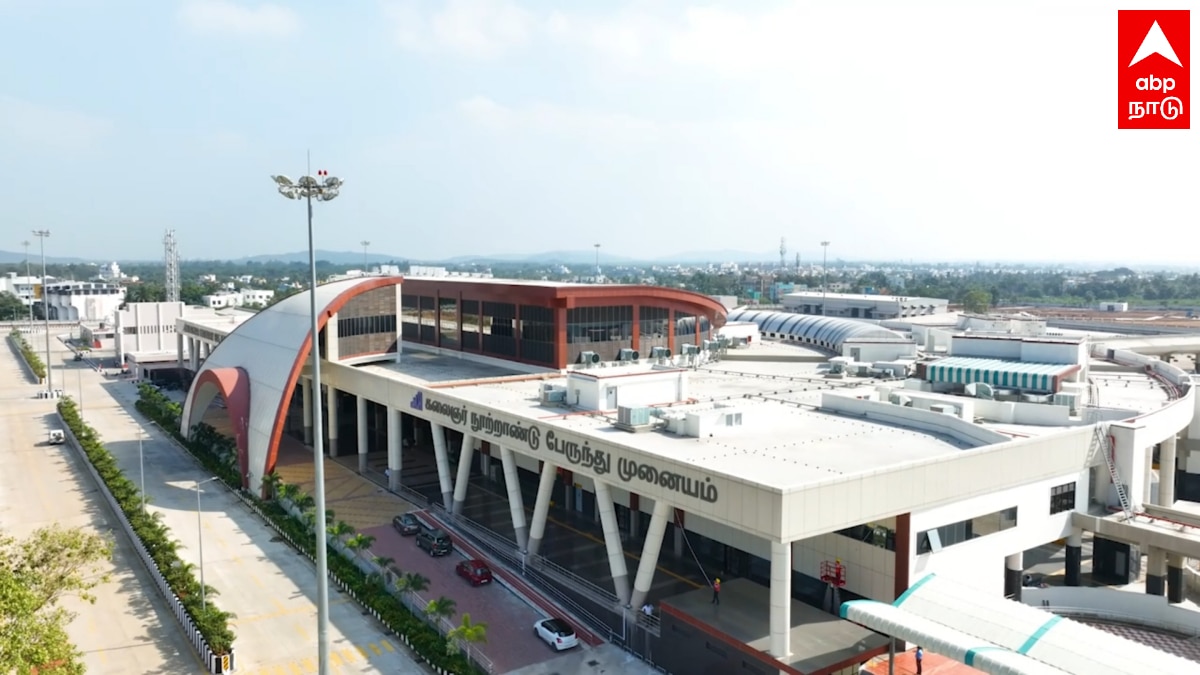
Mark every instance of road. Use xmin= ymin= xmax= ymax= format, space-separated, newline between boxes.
xmin=48 ymin=337 xmax=426 ymax=675
xmin=0 ymin=335 xmax=201 ymax=674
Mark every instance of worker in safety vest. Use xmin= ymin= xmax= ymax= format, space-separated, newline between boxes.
xmin=711 ymin=578 xmax=721 ymax=605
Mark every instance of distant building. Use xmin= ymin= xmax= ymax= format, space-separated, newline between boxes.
xmin=782 ymin=291 xmax=948 ymax=320
xmin=200 ymin=289 xmax=275 ymax=309
xmin=1098 ymin=302 xmax=1129 ymax=312
xmin=97 ymin=262 xmax=122 ymax=281
xmin=0 ymin=271 xmax=50 ymax=307
xmin=42 ymin=281 xmax=125 ymax=322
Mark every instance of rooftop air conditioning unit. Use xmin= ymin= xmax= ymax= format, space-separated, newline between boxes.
xmin=965 ymin=382 xmax=995 ymax=400
xmin=540 ymin=388 xmax=567 ymax=404
xmin=649 ymin=346 xmax=671 ymax=359
xmin=617 ymin=406 xmax=652 ymax=427
xmin=578 ymin=351 xmax=600 ymax=365
xmin=681 ymin=344 xmax=699 ymax=356
xmin=618 ymin=348 xmax=640 ymax=362
xmin=929 ymin=404 xmax=956 ymax=415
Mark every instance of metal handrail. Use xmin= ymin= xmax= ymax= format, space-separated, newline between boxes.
xmin=445 ymin=509 xmax=621 ymax=605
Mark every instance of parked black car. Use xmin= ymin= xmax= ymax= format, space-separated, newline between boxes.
xmin=416 ymin=527 xmax=453 ymax=557
xmin=392 ymin=513 xmax=421 ymax=536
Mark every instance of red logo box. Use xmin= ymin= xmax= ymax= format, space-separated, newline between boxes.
xmin=1118 ymin=10 xmax=1190 ymax=130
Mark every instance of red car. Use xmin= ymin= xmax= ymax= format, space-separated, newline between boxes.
xmin=455 ymin=559 xmax=493 ymax=586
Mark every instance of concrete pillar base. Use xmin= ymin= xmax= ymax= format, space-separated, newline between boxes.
xmin=358 ymin=453 xmax=368 ymax=474
xmin=388 ymin=472 xmax=401 ymax=492
xmin=1004 ymin=566 xmax=1022 ymax=601
xmin=452 ymin=498 xmax=465 ymax=516
xmin=328 ymin=438 xmax=339 ymax=458
xmin=527 ymin=535 xmax=543 ymax=559
xmin=513 ymin=525 xmax=529 ymax=552
xmin=1168 ymin=564 xmax=1185 ymax=604
xmin=304 ymin=425 xmax=313 ymax=446
xmin=1147 ymin=574 xmax=1166 ymax=596
xmin=1065 ymin=545 xmax=1082 ymax=586
xmin=613 ymin=573 xmax=631 ymax=607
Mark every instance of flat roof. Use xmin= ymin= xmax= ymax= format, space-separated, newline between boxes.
xmin=954 ymin=334 xmax=1084 ymax=345
xmin=363 ymin=358 xmax=975 ymax=491
xmin=402 ymin=276 xmax=591 ymax=288
xmin=784 ymin=291 xmax=947 ymax=303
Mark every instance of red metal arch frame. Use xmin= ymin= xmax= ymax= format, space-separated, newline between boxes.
xmin=264 ymin=277 xmax=404 ymax=481
xmin=190 ymin=367 xmax=252 ymax=484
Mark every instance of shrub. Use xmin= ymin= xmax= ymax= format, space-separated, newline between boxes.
xmin=9 ymin=330 xmax=46 ymax=380
xmin=132 ymin=386 xmax=480 ymax=673
xmin=57 ymin=398 xmax=236 ymax=654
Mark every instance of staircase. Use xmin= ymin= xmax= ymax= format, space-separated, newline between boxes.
xmin=1094 ymin=425 xmax=1134 ymax=521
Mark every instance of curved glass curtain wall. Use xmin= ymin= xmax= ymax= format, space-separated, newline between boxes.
xmin=727 ymin=309 xmax=901 ymax=352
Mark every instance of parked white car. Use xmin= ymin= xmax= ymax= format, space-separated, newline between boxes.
xmin=533 ymin=618 xmax=579 ymax=651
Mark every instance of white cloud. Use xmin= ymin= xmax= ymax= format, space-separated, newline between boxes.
xmin=0 ymin=97 xmax=113 ymax=152
xmin=178 ymin=0 xmax=300 ymax=38
xmin=383 ymin=0 xmax=535 ymax=57
xmin=458 ymin=96 xmax=661 ymax=143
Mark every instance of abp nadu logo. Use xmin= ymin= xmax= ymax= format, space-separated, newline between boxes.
xmin=409 ymin=391 xmax=424 ymax=411
xmin=1118 ymin=10 xmax=1190 ymax=129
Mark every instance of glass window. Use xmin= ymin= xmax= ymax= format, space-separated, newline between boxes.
xmin=438 ymin=298 xmax=459 ymax=348
xmin=1050 ymin=482 xmax=1076 ymax=515
xmin=917 ymin=506 xmax=1018 ymax=554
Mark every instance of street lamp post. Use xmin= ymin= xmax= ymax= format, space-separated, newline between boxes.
xmin=361 ymin=240 xmax=370 ymax=275
xmin=593 ymin=243 xmax=601 ymax=282
xmin=33 ymin=230 xmax=52 ymax=394
xmin=820 ymin=241 xmax=831 ymax=317
xmin=195 ymin=476 xmax=219 ymax=611
xmin=140 ymin=431 xmax=147 ymax=513
xmin=22 ymin=240 xmax=33 ymax=328
xmin=271 ymin=166 xmax=343 ymax=675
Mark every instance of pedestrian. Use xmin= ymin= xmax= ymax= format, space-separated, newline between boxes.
xmin=915 ymin=646 xmax=923 ymax=675
xmin=711 ymin=577 xmax=721 ymax=605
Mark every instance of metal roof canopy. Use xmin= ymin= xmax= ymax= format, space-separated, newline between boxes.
xmin=843 ymin=574 xmax=1198 ymax=675
xmin=925 ymin=357 xmax=1078 ymax=391
xmin=839 ymin=602 xmax=1070 ymax=675
xmin=727 ymin=309 xmax=903 ymax=352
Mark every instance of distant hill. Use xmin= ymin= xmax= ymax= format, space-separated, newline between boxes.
xmin=440 ymin=249 xmax=778 ymax=265
xmin=235 ymin=250 xmax=406 ymax=265
xmin=0 ymin=249 xmax=92 ymax=264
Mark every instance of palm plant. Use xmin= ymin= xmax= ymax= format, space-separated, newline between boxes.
xmin=424 ymin=595 xmax=457 ymax=623
xmin=397 ymin=572 xmax=429 ymax=595
xmin=446 ymin=613 xmax=488 ymax=656
xmin=344 ymin=533 xmax=375 ymax=555
xmin=261 ymin=471 xmax=283 ymax=500
xmin=327 ymin=520 xmax=355 ymax=539
xmin=276 ymin=483 xmax=299 ymax=502
xmin=372 ymin=555 xmax=394 ymax=570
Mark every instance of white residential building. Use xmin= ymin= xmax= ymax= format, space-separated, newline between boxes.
xmin=42 ymin=281 xmax=126 ymax=322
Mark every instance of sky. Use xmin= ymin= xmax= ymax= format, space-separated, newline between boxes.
xmin=0 ymin=0 xmax=1196 ymax=264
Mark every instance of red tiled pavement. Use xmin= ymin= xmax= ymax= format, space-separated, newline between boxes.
xmin=363 ymin=519 xmax=557 ymax=673
xmin=421 ymin=510 xmax=603 ymax=646
xmin=862 ymin=650 xmax=982 ymax=675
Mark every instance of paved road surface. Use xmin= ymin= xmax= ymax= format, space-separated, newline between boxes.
xmin=51 ymin=338 xmax=426 ymax=675
xmin=0 ymin=337 xmax=201 ymax=674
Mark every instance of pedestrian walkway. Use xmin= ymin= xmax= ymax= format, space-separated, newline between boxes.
xmin=0 ymin=337 xmax=200 ymax=674
xmin=58 ymin=339 xmax=424 ymax=675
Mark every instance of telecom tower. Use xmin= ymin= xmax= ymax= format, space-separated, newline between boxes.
xmin=164 ymin=229 xmax=181 ymax=303
xmin=779 ymin=237 xmax=786 ymax=270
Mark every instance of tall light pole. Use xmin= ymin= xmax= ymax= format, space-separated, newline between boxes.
xmin=139 ymin=430 xmax=147 ymax=513
xmin=361 ymin=240 xmax=370 ymax=275
xmin=593 ymin=243 xmax=601 ymax=282
xmin=33 ymin=230 xmax=52 ymax=393
xmin=820 ymin=240 xmax=831 ymax=317
xmin=271 ymin=164 xmax=343 ymax=675
xmin=22 ymin=240 xmax=33 ymax=327
xmin=194 ymin=476 xmax=219 ymax=611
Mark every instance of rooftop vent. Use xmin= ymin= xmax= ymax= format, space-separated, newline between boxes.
xmin=577 ymin=351 xmax=600 ymax=366
xmin=964 ymin=382 xmax=995 ymax=400
xmin=681 ymin=344 xmax=699 ymax=356
xmin=614 ymin=406 xmax=655 ymax=432
xmin=618 ymin=348 xmax=640 ymax=362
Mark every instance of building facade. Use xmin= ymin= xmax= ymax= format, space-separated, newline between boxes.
xmin=782 ymin=291 xmax=949 ymax=319
xmin=399 ymin=278 xmax=727 ymax=369
xmin=42 ymin=281 xmax=126 ymax=322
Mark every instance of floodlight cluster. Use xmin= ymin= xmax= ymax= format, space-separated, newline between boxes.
xmin=271 ymin=174 xmax=344 ymax=201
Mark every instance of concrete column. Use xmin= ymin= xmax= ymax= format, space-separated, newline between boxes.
xmin=769 ymin=540 xmax=793 ymax=659
xmin=594 ymin=480 xmax=631 ymax=605
xmin=431 ymin=424 xmax=454 ymax=509
xmin=1161 ymin=435 xmax=1178 ymax=506
xmin=1004 ymin=552 xmax=1023 ymax=601
xmin=1147 ymin=547 xmax=1167 ymax=596
xmin=176 ymin=332 xmax=184 ymax=369
xmin=326 ymin=386 xmax=340 ymax=457
xmin=452 ymin=435 xmax=476 ymax=515
xmin=325 ymin=311 xmax=339 ymax=360
xmin=499 ymin=447 xmax=529 ymax=550
xmin=386 ymin=406 xmax=402 ymax=491
xmin=189 ymin=337 xmax=199 ymax=370
xmin=301 ymin=377 xmax=313 ymax=445
xmin=628 ymin=499 xmax=671 ymax=610
xmin=526 ymin=462 xmax=558 ymax=558
xmin=1065 ymin=528 xmax=1083 ymax=587
xmin=356 ymin=395 xmax=369 ymax=474
xmin=1168 ymin=553 xmax=1185 ymax=604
